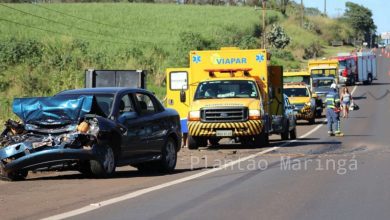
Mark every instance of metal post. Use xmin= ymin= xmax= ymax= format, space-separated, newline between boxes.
xmin=301 ymin=0 xmax=304 ymax=27
xmin=324 ymin=0 xmax=327 ymax=16
xmin=262 ymin=0 xmax=266 ymax=49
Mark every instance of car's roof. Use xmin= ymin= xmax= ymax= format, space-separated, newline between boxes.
xmin=57 ymin=87 xmax=149 ymax=96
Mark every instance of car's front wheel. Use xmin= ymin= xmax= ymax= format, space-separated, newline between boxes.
xmin=90 ymin=144 xmax=116 ymax=178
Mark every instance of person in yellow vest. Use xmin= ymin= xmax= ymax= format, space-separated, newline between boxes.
xmin=325 ymin=83 xmax=342 ymax=136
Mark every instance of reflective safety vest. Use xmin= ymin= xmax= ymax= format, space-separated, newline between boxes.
xmin=326 ymin=91 xmax=340 ymax=109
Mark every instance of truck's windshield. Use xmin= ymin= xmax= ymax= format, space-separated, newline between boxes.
xmin=194 ymin=80 xmax=259 ymax=100
xmin=339 ymin=61 xmax=347 ymax=69
xmin=284 ymin=88 xmax=309 ymax=97
xmin=283 ymin=76 xmax=310 ymax=85
xmin=311 ymin=69 xmax=337 ymax=78
xmin=312 ymin=79 xmax=334 ymax=88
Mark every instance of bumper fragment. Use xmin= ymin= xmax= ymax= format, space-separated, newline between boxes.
xmin=2 ymin=148 xmax=96 ymax=173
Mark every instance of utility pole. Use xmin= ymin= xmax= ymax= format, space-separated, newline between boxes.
xmin=262 ymin=0 xmax=267 ymax=49
xmin=301 ymin=0 xmax=304 ymax=27
xmin=324 ymin=0 xmax=327 ymax=16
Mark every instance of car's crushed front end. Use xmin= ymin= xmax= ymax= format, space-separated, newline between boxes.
xmin=0 ymin=96 xmax=102 ymax=180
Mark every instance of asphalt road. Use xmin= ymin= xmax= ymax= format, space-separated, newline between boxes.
xmin=0 ymin=48 xmax=389 ymax=220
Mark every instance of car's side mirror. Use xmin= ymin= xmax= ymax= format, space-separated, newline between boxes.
xmin=118 ymin=112 xmax=138 ymax=124
xmin=180 ymin=90 xmax=186 ymax=103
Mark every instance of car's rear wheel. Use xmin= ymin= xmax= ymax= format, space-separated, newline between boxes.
xmin=0 ymin=162 xmax=27 ymax=181
xmin=159 ymin=137 xmax=177 ymax=173
xmin=281 ymin=121 xmax=289 ymax=140
xmin=136 ymin=137 xmax=177 ymax=173
xmin=90 ymin=144 xmax=116 ymax=178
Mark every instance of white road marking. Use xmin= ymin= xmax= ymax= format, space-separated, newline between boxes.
xmin=43 ymin=85 xmax=358 ymax=220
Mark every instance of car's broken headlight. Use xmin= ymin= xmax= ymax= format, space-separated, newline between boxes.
xmin=77 ymin=119 xmax=99 ymax=136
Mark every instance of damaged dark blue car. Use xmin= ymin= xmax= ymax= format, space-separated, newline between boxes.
xmin=0 ymin=88 xmax=181 ymax=181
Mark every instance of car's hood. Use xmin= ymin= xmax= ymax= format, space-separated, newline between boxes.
xmin=13 ymin=96 xmax=93 ymax=126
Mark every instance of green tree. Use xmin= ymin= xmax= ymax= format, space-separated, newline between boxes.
xmin=278 ymin=0 xmax=289 ymax=15
xmin=344 ymin=2 xmax=376 ymax=42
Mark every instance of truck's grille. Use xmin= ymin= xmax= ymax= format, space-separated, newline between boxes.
xmin=201 ymin=107 xmax=248 ymax=122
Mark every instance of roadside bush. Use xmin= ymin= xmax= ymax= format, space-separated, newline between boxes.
xmin=267 ymin=24 xmax=291 ymax=49
xmin=303 ymin=42 xmax=324 ymax=59
xmin=0 ymin=38 xmax=44 ymax=67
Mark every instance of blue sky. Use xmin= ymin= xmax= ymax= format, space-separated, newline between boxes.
xmin=295 ymin=0 xmax=388 ymax=34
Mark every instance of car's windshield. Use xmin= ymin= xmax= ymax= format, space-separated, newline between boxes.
xmin=194 ymin=80 xmax=259 ymax=100
xmin=284 ymin=76 xmax=310 ymax=85
xmin=57 ymin=94 xmax=114 ymax=117
xmin=311 ymin=69 xmax=337 ymax=78
xmin=313 ymin=79 xmax=334 ymax=88
xmin=284 ymin=88 xmax=309 ymax=97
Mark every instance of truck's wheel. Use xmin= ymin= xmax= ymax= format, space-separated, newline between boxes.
xmin=316 ymin=109 xmax=322 ymax=118
xmin=289 ymin=126 xmax=297 ymax=140
xmin=158 ymin=137 xmax=177 ymax=173
xmin=368 ymin=74 xmax=373 ymax=85
xmin=309 ymin=116 xmax=315 ymax=125
xmin=281 ymin=122 xmax=289 ymax=140
xmin=188 ymin=135 xmax=205 ymax=150
xmin=254 ymin=131 xmax=269 ymax=147
xmin=0 ymin=162 xmax=27 ymax=181
xmin=90 ymin=144 xmax=116 ymax=178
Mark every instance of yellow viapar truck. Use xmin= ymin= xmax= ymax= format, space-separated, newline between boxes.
xmin=166 ymin=47 xmax=296 ymax=149
xmin=308 ymin=59 xmax=339 ymax=83
xmin=283 ymin=71 xmax=311 ymax=86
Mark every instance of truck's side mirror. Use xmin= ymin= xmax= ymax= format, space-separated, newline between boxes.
xmin=180 ymin=90 xmax=186 ymax=103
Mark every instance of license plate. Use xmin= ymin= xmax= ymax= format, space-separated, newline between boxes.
xmin=216 ymin=130 xmax=233 ymax=137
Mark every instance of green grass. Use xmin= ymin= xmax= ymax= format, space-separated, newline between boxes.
xmin=0 ymin=3 xmax=268 ymax=53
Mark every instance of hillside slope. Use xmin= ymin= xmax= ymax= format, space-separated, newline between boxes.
xmin=0 ymin=3 xmax=353 ymax=122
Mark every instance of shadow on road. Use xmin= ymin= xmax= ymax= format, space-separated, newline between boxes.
xmin=352 ymin=96 xmax=367 ymax=100
xmin=25 ymin=167 xmax=208 ymax=181
xmin=282 ymin=140 xmax=342 ymax=148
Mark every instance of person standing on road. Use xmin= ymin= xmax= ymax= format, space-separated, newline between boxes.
xmin=340 ymin=87 xmax=353 ymax=118
xmin=326 ymin=84 xmax=341 ymax=135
